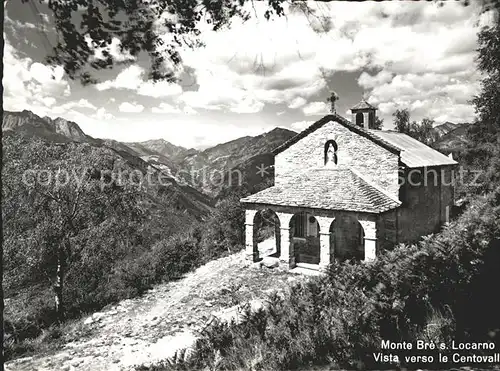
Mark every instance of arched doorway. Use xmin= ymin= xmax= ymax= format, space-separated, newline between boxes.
xmin=253 ymin=209 xmax=280 ymax=261
xmin=355 ymin=112 xmax=364 ymax=127
xmin=290 ymin=212 xmax=320 ymax=265
xmin=330 ymin=215 xmax=365 ymax=261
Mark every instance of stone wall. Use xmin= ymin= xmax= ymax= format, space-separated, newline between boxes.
xmin=440 ymin=166 xmax=455 ymax=223
xmin=397 ymin=165 xmax=455 ymax=243
xmin=274 ymin=118 xmax=400 ymax=197
xmin=376 ymin=209 xmax=398 ymax=250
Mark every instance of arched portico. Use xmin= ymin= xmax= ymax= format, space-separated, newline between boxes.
xmin=244 ymin=208 xmax=378 ymax=271
xmin=330 ymin=214 xmax=365 ymax=261
xmin=289 ymin=212 xmax=320 ymax=265
xmin=252 ymin=209 xmax=280 ymax=260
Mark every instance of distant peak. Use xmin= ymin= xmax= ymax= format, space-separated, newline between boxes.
xmin=263 ymin=127 xmax=297 ymax=136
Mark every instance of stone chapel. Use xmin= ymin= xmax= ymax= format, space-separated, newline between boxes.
xmin=240 ymin=99 xmax=457 ymax=272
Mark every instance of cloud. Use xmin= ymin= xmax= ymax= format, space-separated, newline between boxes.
xmin=358 ymin=71 xmax=394 ymax=89
xmin=288 ymin=97 xmax=307 ymax=109
xmin=93 ymin=107 xmax=114 ymax=120
xmin=151 ymin=103 xmax=181 ymax=114
xmin=119 ymin=102 xmax=145 ymax=113
xmin=178 ymin=1 xmax=484 ymax=123
xmin=51 ymin=99 xmax=98 ymax=114
xmin=95 ymin=64 xmax=184 ymax=100
xmin=96 ymin=65 xmax=144 ymax=91
xmin=230 ymin=99 xmax=265 ymax=114
xmin=2 ymin=37 xmax=71 ymax=113
xmin=291 ymin=120 xmax=314 ymax=131
xmin=302 ymin=101 xmax=329 ymax=116
xmin=138 ymin=80 xmax=183 ymax=98
xmin=178 ymin=80 xmax=265 ymax=113
xmin=337 ymin=1 xmax=486 ymax=124
xmin=360 ymin=69 xmax=481 ymax=124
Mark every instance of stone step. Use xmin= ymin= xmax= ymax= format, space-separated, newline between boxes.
xmin=291 ymin=263 xmax=324 ymax=276
xmin=295 ymin=262 xmax=320 ymax=271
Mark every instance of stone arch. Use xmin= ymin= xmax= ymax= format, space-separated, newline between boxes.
xmin=252 ymin=209 xmax=281 ymax=261
xmin=355 ymin=112 xmax=364 ymax=127
xmin=290 ymin=212 xmax=320 ymax=265
xmin=330 ymin=214 xmax=365 ymax=261
xmin=324 ymin=139 xmax=338 ymax=166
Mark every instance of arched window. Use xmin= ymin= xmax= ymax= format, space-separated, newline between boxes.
xmin=355 ymin=112 xmax=364 ymax=127
xmin=324 ymin=140 xmax=338 ymax=165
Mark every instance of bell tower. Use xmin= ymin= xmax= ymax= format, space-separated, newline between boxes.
xmin=351 ymin=99 xmax=377 ymax=129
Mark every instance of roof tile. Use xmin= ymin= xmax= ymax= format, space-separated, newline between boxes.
xmin=240 ymin=167 xmax=401 ymax=214
xmin=368 ymin=130 xmax=458 ymax=168
xmin=351 ymin=100 xmax=376 ymax=110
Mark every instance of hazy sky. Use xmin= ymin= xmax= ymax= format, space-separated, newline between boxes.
xmin=3 ymin=1 xmax=494 ymax=148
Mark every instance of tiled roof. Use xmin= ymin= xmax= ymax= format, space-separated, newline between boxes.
xmin=240 ymin=167 xmax=401 ymax=214
xmin=368 ymin=130 xmax=458 ymax=168
xmin=273 ymin=114 xmax=401 ymax=155
xmin=351 ymin=100 xmax=376 ymax=110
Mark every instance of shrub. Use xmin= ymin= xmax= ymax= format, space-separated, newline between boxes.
xmin=201 ymin=195 xmax=244 ymax=259
xmin=152 ymin=234 xmax=202 ymax=281
xmin=144 ymin=186 xmax=500 ymax=371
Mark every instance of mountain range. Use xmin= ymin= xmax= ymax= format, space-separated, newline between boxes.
xmin=432 ymin=122 xmax=472 ymax=153
xmin=2 ymin=110 xmax=215 ymax=219
xmin=2 ymin=110 xmax=297 ymax=205
xmin=432 ymin=121 xmax=462 ymax=137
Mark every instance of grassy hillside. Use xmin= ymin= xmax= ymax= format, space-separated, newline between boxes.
xmin=1 ymin=132 xmax=240 ymax=361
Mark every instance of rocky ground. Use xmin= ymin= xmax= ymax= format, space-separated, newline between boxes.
xmin=6 ymin=248 xmax=309 ymax=371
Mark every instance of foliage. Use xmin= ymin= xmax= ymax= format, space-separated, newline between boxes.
xmin=392 ymin=110 xmax=439 ymax=145
xmin=2 ymin=133 xmax=243 ymax=361
xmin=373 ymin=116 xmax=384 ymax=130
xmin=411 ymin=117 xmax=439 ymax=145
xmin=392 ymin=108 xmax=411 ymax=134
xmin=463 ymin=15 xmax=500 ymax=193
xmin=20 ymin=0 xmax=286 ymax=84
xmin=201 ymin=195 xmax=245 ymax=259
xmin=144 ymin=186 xmax=500 ymax=370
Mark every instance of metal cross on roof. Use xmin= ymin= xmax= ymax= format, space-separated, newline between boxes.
xmin=327 ymin=91 xmax=339 ymax=113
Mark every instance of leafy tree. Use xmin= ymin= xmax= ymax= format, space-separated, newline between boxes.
xmin=19 ymin=0 xmax=286 ymax=84
xmin=373 ymin=116 xmax=384 ymax=130
xmin=410 ymin=117 xmax=439 ymax=145
xmin=392 ymin=108 xmax=411 ymax=134
xmin=393 ymin=111 xmax=439 ymax=145
xmin=202 ymin=194 xmax=244 ymax=259
xmin=2 ymin=135 xmax=143 ymax=321
xmin=464 ymin=13 xmax=500 ymax=192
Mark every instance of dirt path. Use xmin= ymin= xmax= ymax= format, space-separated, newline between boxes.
xmin=6 ymin=251 xmax=307 ymax=371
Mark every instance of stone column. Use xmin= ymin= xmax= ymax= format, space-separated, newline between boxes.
xmin=316 ymin=216 xmax=335 ymax=271
xmin=245 ymin=209 xmax=257 ymax=262
xmin=277 ymin=212 xmax=293 ymax=268
xmin=360 ymin=219 xmax=377 ymax=262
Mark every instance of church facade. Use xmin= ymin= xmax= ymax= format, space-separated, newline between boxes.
xmin=240 ymin=101 xmax=457 ymax=272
